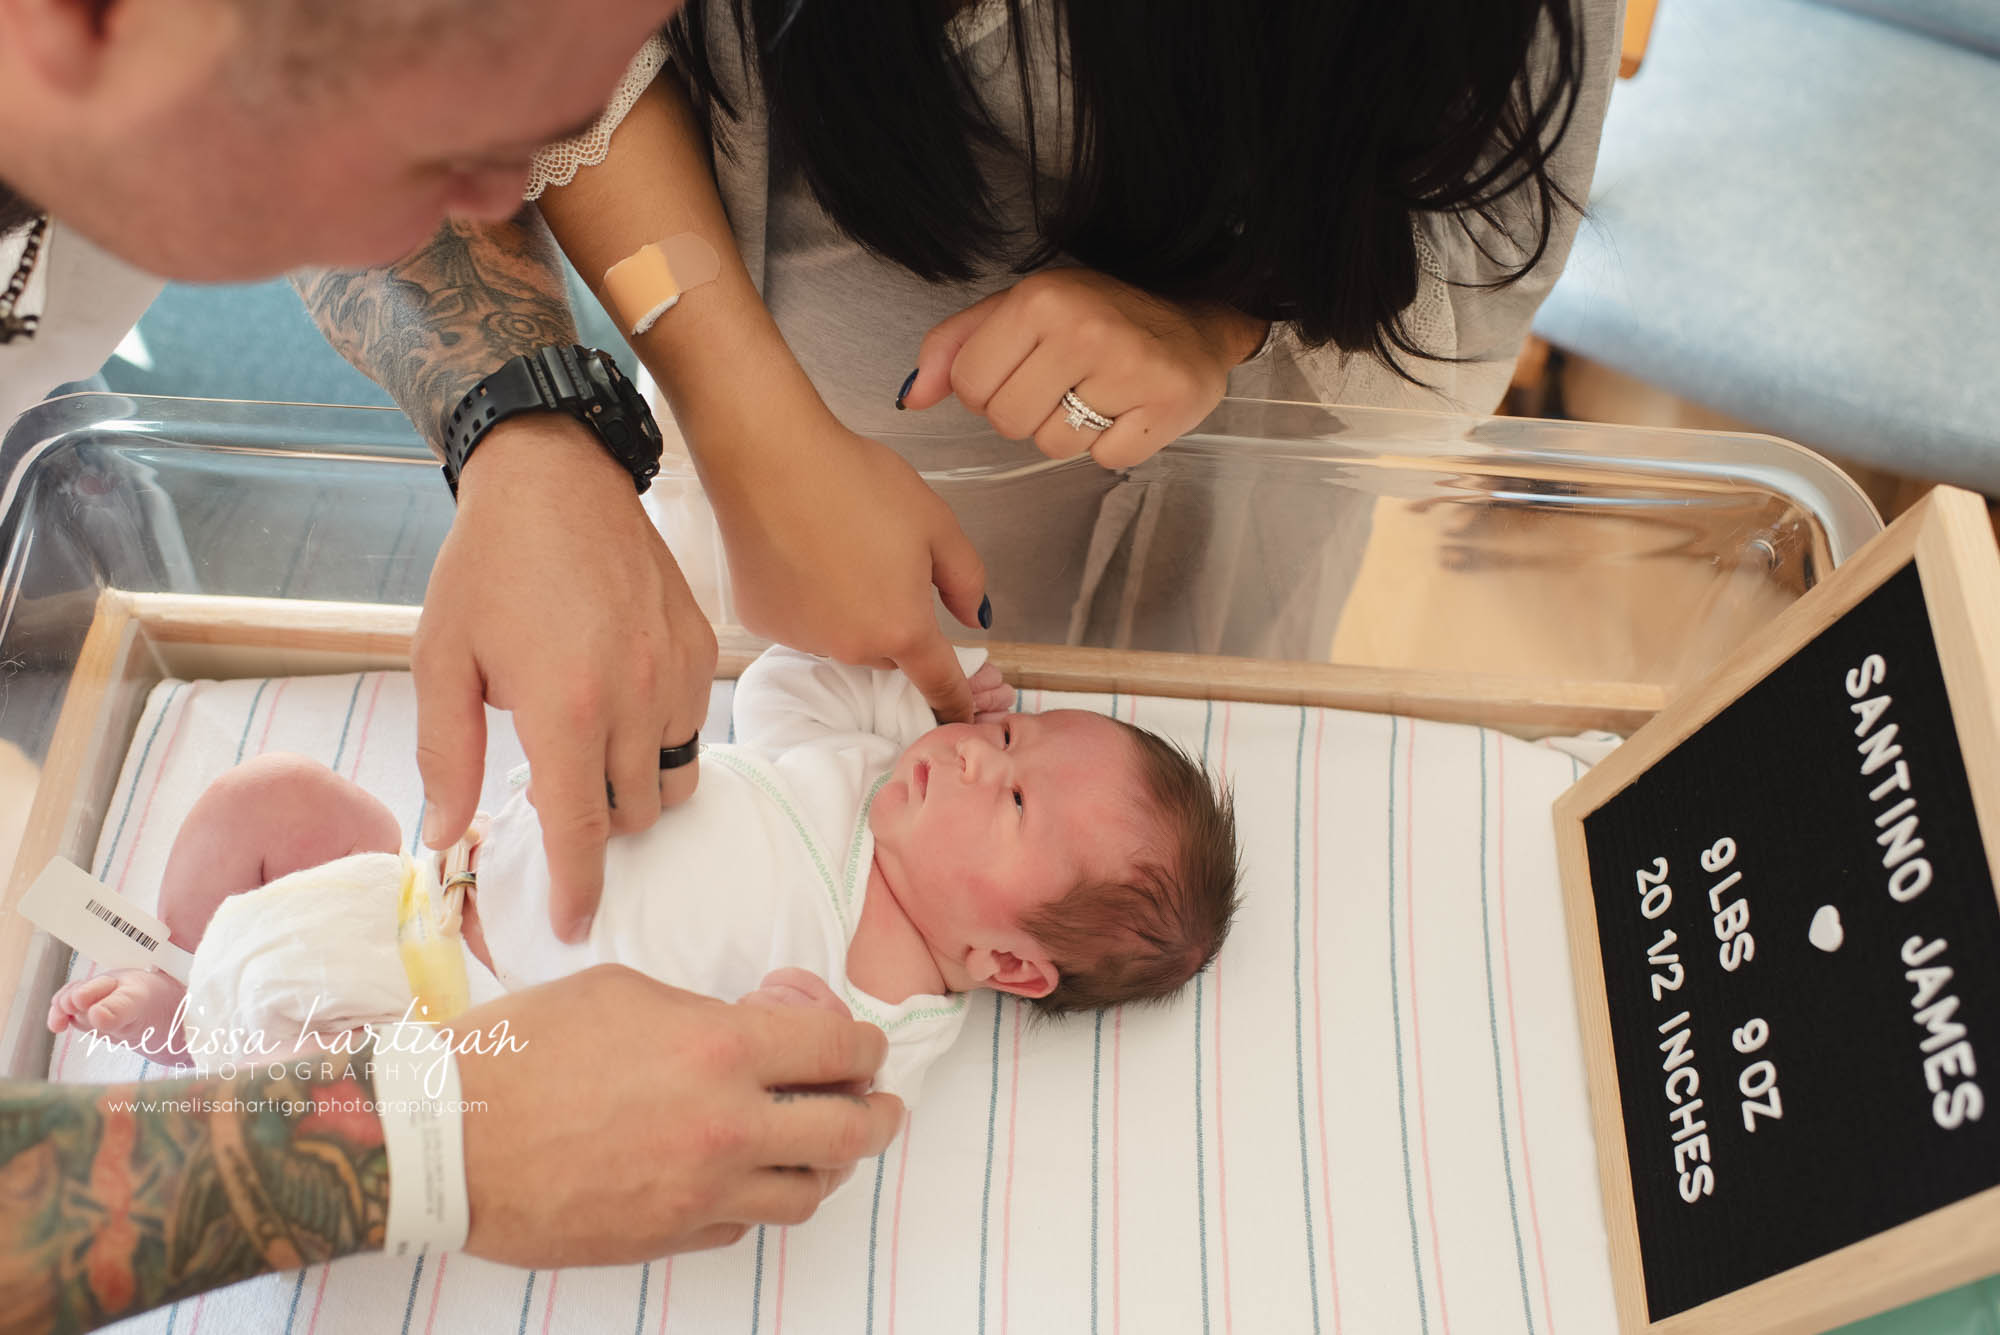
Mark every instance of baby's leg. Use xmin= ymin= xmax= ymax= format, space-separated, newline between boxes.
xmin=48 ymin=753 xmax=403 ymax=1055
xmin=155 ymin=751 xmax=404 ymax=944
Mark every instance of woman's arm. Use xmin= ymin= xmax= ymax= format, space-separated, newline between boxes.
xmin=536 ymin=70 xmax=988 ymax=725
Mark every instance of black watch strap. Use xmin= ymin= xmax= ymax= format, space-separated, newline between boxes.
xmin=441 ymin=345 xmax=663 ymax=498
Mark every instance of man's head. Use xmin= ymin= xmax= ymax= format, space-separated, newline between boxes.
xmin=0 ymin=0 xmax=680 ymax=279
xmin=870 ymin=711 xmax=1240 ymax=1012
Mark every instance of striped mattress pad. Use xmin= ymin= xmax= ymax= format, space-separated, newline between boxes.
xmin=51 ymin=671 xmax=1617 ymax=1335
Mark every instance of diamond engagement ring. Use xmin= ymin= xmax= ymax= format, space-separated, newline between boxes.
xmin=1061 ymin=388 xmax=1115 ymax=432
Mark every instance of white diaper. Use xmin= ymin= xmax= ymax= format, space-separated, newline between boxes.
xmin=181 ymin=850 xmax=499 ymax=1067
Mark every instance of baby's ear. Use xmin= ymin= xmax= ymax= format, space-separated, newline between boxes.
xmin=984 ymin=949 xmax=1057 ymax=1000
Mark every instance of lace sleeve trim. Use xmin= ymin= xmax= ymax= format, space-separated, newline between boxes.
xmin=523 ymin=32 xmax=671 ymax=202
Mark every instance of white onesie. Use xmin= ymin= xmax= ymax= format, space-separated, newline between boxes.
xmin=182 ymin=647 xmax=977 ymax=1105
xmin=476 ymin=645 xmax=979 ymax=1103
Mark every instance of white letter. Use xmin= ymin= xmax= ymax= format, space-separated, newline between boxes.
xmin=1908 ymin=962 xmax=1955 ymax=1011
xmin=1669 ymin=1099 xmax=1708 ymax=1140
xmin=1916 ymin=998 xmax=1969 ymax=1055
xmin=1713 ymin=898 xmax=1750 ymax=941
xmin=1856 ymin=718 xmax=1902 ymax=773
xmin=1923 ymin=1039 xmax=1977 ymax=1090
xmin=1869 ymin=760 xmax=1913 ymax=803
xmin=1904 ymin=935 xmax=1948 ymax=967
xmin=1846 ymin=655 xmax=1887 ymax=698
xmin=1660 ymin=1026 xmax=1697 ymax=1072
xmin=1878 ymin=816 xmax=1925 ymax=869
xmin=1890 ymin=859 xmax=1934 ymax=903
xmin=1935 ymin=1083 xmax=1984 ymax=1130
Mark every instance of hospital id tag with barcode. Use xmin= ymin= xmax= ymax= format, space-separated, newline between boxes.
xmin=19 ymin=857 xmax=193 ymax=983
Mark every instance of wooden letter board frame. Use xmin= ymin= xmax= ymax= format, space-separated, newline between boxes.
xmin=1554 ymin=486 xmax=2000 ymax=1334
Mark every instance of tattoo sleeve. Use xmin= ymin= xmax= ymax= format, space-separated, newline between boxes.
xmin=293 ymin=209 xmax=580 ymax=454
xmin=0 ymin=1050 xmax=387 ymax=1335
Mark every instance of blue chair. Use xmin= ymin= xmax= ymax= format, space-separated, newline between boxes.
xmin=1534 ymin=0 xmax=2000 ymax=495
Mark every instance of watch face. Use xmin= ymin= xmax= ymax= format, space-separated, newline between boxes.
xmin=597 ymin=353 xmax=663 ymax=449
xmin=577 ymin=348 xmax=663 ymax=464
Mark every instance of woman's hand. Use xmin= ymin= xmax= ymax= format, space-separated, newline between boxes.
xmin=899 ymin=268 xmax=1269 ymax=468
xmin=700 ymin=416 xmax=989 ymax=724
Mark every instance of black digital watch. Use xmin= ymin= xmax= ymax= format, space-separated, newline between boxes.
xmin=440 ymin=344 xmax=663 ymax=498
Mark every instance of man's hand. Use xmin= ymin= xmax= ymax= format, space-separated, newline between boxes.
xmin=419 ymin=415 xmax=717 ymax=941
xmin=703 ymin=420 xmax=988 ymax=724
xmin=901 ymin=267 xmax=1269 ymax=469
xmin=457 ymin=966 xmax=904 ymax=1265
xmin=297 ymin=213 xmax=713 ymax=942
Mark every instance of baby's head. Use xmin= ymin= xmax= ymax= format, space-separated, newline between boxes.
xmin=870 ymin=710 xmax=1240 ymax=1014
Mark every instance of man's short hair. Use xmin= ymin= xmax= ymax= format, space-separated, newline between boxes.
xmin=223 ymin=0 xmax=498 ymax=95
xmin=1019 ymin=723 xmax=1241 ymax=1016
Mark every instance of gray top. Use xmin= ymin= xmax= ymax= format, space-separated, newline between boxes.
xmin=654 ymin=0 xmax=1624 ymax=456
xmin=532 ymin=2 xmax=1623 ymax=651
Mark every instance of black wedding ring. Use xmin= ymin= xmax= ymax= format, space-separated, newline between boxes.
xmin=659 ymin=734 xmax=701 ymax=770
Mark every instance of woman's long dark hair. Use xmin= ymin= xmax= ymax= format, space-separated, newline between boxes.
xmin=667 ymin=0 xmax=1583 ymax=374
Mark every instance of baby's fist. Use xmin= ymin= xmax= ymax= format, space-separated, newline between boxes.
xmin=740 ymin=967 xmax=851 ymax=1018
xmin=968 ymin=661 xmax=1016 ymax=721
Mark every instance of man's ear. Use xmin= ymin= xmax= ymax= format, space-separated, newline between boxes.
xmin=978 ymin=948 xmax=1057 ymax=1001
xmin=1 ymin=0 xmax=117 ymax=94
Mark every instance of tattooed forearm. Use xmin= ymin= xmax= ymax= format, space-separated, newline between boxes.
xmin=293 ymin=208 xmax=579 ymax=453
xmin=0 ymin=1051 xmax=387 ymax=1335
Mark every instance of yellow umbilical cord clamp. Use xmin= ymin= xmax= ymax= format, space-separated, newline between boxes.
xmin=395 ymin=833 xmax=477 ymax=1025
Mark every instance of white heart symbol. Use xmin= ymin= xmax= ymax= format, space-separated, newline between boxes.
xmin=1810 ymin=905 xmax=1845 ymax=953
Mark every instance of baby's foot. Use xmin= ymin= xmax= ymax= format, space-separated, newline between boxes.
xmin=48 ymin=969 xmax=189 ymax=1058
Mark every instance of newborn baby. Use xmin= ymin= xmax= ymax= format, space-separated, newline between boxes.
xmin=49 ymin=648 xmax=1240 ymax=1103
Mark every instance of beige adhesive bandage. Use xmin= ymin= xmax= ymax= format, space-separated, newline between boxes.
xmin=602 ymin=233 xmax=721 ymax=337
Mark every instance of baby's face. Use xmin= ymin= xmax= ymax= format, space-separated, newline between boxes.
xmin=869 ymin=710 xmax=1150 ymax=969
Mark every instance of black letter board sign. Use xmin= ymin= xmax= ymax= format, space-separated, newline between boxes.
xmin=1555 ymin=487 xmax=2000 ymax=1334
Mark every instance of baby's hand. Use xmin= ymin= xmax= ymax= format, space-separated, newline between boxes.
xmin=968 ymin=661 xmax=1016 ymax=722
xmin=740 ymin=969 xmax=873 ymax=1099
xmin=740 ymin=967 xmax=852 ymax=1019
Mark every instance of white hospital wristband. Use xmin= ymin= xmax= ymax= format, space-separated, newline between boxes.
xmin=372 ymin=1022 xmax=470 ymax=1256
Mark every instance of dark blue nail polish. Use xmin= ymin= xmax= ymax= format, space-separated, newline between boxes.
xmin=895 ymin=368 xmax=917 ymax=410
xmin=978 ymin=595 xmax=992 ymax=629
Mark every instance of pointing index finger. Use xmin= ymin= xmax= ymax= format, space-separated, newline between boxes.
xmin=896 ymin=627 xmax=975 ymax=725
xmin=517 ymin=719 xmax=612 ymax=943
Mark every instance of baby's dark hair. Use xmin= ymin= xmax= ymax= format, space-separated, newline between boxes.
xmin=1020 ymin=723 xmax=1241 ymax=1016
